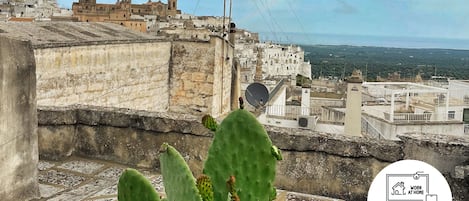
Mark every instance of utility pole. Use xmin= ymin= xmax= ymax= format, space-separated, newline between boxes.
xmin=365 ymin=63 xmax=368 ymax=82
xmin=342 ymin=62 xmax=346 ymax=80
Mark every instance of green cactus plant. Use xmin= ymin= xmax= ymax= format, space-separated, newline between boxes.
xmin=118 ymin=100 xmax=282 ymax=201
xmin=159 ymin=143 xmax=203 ymax=201
xmin=117 ymin=168 xmax=161 ymax=201
xmin=203 ymin=109 xmax=280 ymax=201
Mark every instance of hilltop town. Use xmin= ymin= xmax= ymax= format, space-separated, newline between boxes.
xmin=0 ymin=0 xmax=468 ymax=201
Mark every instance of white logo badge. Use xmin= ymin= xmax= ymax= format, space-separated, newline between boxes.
xmin=368 ymin=160 xmax=452 ymax=201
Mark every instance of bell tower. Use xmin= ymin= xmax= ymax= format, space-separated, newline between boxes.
xmin=167 ymin=0 xmax=177 ymax=15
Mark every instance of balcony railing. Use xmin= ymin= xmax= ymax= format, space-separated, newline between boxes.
xmin=361 ymin=117 xmax=385 ymax=140
xmin=265 ymin=105 xmax=321 ymax=120
xmin=384 ymin=112 xmax=432 ymax=122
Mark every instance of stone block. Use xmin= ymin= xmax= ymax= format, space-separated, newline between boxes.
xmin=38 ymin=106 xmax=77 ymax=124
xmin=199 ymin=83 xmax=213 ymax=95
xmin=183 ymin=80 xmax=196 ymax=90
xmin=38 ymin=126 xmax=75 ymax=160
xmin=191 ymin=72 xmax=206 ymax=82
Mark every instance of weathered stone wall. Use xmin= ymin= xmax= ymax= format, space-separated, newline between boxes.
xmin=38 ymin=105 xmax=212 ymax=174
xmin=38 ymin=106 xmax=469 ymax=201
xmin=34 ymin=37 xmax=234 ymax=118
xmin=34 ymin=42 xmax=171 ymax=112
xmin=0 ymin=36 xmax=39 ymax=200
xmin=170 ymin=37 xmax=233 ymax=118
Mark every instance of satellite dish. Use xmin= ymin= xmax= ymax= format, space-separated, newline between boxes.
xmin=245 ymin=83 xmax=269 ymax=107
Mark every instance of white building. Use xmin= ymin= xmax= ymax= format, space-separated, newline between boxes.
xmin=361 ymin=82 xmax=468 ymax=139
xmin=258 ymin=79 xmax=469 ymax=139
xmin=258 ymin=42 xmax=311 ymax=80
xmin=1 ymin=0 xmax=60 ymax=19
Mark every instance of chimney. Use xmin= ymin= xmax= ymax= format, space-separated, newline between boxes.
xmin=344 ymin=69 xmax=363 ymax=136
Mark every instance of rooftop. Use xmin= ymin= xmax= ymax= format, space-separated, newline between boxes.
xmin=35 ymin=157 xmax=343 ymax=201
xmin=0 ymin=22 xmax=163 ymax=48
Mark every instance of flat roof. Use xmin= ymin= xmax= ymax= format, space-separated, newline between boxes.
xmin=363 ymin=82 xmax=448 ymax=94
xmin=0 ymin=22 xmax=164 ymax=48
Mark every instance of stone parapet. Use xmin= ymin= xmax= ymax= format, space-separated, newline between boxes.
xmin=267 ymin=126 xmax=403 ymax=162
xmin=37 ymin=106 xmax=469 ymax=201
xmin=38 ymin=105 xmax=210 ymax=136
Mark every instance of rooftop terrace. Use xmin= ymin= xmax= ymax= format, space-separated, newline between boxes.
xmin=36 ymin=157 xmax=343 ymax=201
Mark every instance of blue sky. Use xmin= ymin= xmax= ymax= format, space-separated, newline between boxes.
xmin=59 ymin=0 xmax=469 ymax=46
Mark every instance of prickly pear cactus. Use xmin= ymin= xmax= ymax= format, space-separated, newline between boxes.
xmin=203 ymin=109 xmax=280 ymax=201
xmin=159 ymin=143 xmax=203 ymax=201
xmin=196 ymin=175 xmax=214 ymax=201
xmin=117 ymin=168 xmax=161 ymax=201
xmin=202 ymin=114 xmax=218 ymax=131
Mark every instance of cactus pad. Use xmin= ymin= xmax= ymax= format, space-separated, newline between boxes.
xmin=117 ymin=168 xmax=160 ymax=201
xmin=159 ymin=143 xmax=203 ymax=201
xmin=203 ymin=109 xmax=278 ymax=201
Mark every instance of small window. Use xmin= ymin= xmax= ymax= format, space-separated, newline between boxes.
xmin=448 ymin=111 xmax=455 ymax=120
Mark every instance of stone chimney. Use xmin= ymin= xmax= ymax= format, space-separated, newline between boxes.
xmin=344 ymin=69 xmax=363 ymax=136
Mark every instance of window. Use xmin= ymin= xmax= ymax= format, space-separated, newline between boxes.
xmin=464 ymin=109 xmax=469 ymax=123
xmin=448 ymin=111 xmax=455 ymax=120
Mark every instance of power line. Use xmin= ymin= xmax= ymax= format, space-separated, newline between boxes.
xmin=285 ymin=0 xmax=313 ymax=45
xmin=250 ymin=0 xmax=279 ymax=42
xmin=256 ymin=0 xmax=292 ymax=44
xmin=192 ymin=0 xmax=201 ymax=15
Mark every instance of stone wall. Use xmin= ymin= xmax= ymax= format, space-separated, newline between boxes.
xmin=169 ymin=37 xmax=234 ymax=118
xmin=34 ymin=42 xmax=171 ymax=112
xmin=34 ymin=37 xmax=235 ymax=118
xmin=37 ymin=106 xmax=469 ymax=200
xmin=0 ymin=36 xmax=39 ymax=200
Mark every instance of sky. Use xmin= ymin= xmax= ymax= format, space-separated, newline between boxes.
xmin=58 ymin=0 xmax=469 ymax=48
